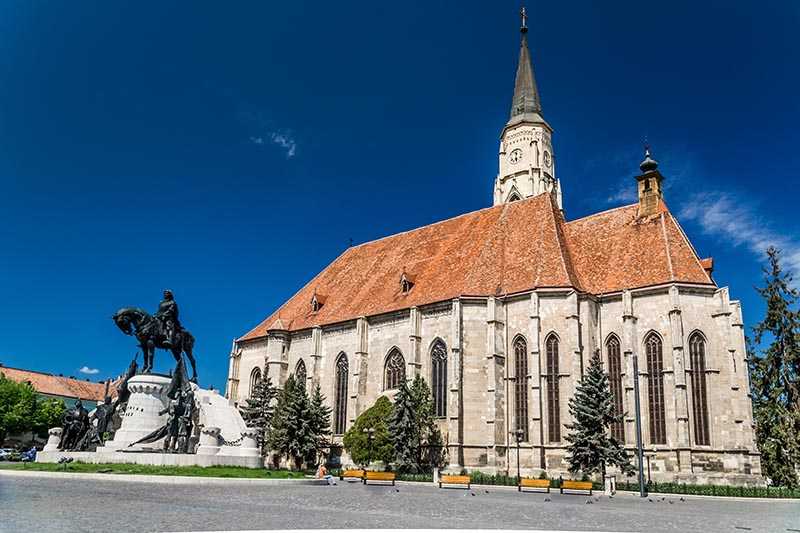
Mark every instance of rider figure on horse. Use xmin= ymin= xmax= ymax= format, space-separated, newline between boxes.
xmin=155 ymin=289 xmax=181 ymax=348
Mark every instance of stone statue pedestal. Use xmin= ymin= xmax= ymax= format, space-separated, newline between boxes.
xmin=38 ymin=373 xmax=264 ymax=468
xmin=43 ymin=427 xmax=62 ymax=452
xmin=98 ymin=374 xmax=170 ymax=451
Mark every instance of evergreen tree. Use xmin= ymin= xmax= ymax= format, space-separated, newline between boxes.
xmin=342 ymin=396 xmax=395 ymax=466
xmin=238 ymin=371 xmax=276 ymax=455
xmin=410 ymin=375 xmax=447 ymax=470
xmin=749 ymin=247 xmax=800 ymax=488
xmin=267 ymin=374 xmax=316 ymax=469
xmin=389 ymin=380 xmax=420 ymax=472
xmin=565 ymin=352 xmax=634 ymax=478
xmin=308 ymin=384 xmax=332 ymax=465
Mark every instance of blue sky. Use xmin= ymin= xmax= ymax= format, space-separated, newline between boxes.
xmin=1 ymin=1 xmax=798 ymax=389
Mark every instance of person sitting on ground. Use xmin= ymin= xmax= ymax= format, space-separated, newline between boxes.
xmin=316 ymin=463 xmax=336 ymax=486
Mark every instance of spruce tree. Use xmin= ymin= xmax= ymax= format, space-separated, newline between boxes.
xmin=749 ymin=247 xmax=800 ymax=488
xmin=410 ymin=375 xmax=447 ymax=470
xmin=268 ymin=374 xmax=316 ymax=470
xmin=389 ymin=380 xmax=420 ymax=473
xmin=308 ymin=384 xmax=332 ymax=465
xmin=238 ymin=372 xmax=276 ymax=455
xmin=565 ymin=352 xmax=634 ymax=478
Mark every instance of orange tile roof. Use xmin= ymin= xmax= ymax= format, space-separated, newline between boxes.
xmin=240 ymin=194 xmax=714 ymax=339
xmin=0 ymin=366 xmax=109 ymax=402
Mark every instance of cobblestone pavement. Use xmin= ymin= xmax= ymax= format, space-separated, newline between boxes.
xmin=1 ymin=473 xmax=798 ymax=533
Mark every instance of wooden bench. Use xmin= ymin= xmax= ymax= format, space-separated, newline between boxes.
xmin=363 ymin=471 xmax=396 ymax=485
xmin=559 ymin=480 xmax=593 ymax=495
xmin=438 ymin=474 xmax=471 ymax=489
xmin=518 ymin=478 xmax=551 ymax=493
xmin=339 ymin=469 xmax=365 ymax=481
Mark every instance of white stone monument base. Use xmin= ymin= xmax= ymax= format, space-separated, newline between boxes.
xmin=35 ymin=450 xmax=263 ymax=469
xmin=37 ymin=371 xmax=264 ymax=469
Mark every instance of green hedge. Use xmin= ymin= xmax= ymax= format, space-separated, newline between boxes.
xmin=616 ymin=480 xmax=800 ymax=499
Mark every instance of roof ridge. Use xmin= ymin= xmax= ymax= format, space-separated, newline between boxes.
xmin=659 ymin=213 xmax=676 ymax=281
xmin=0 ymin=365 xmax=105 ymax=382
xmin=237 ymin=247 xmax=353 ymax=341
xmin=664 ymin=206 xmax=715 ymax=285
xmin=348 ymin=196 xmax=544 ymax=251
xmin=566 ymin=202 xmax=638 ymax=225
xmin=544 ymin=193 xmax=581 ymax=289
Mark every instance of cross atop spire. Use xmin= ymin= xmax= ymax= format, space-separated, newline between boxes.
xmin=520 ymin=6 xmax=528 ymax=33
xmin=508 ymin=6 xmax=542 ymax=122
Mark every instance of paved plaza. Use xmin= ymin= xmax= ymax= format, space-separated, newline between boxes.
xmin=0 ymin=472 xmax=798 ymax=533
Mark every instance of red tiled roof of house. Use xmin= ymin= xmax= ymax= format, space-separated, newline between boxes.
xmin=240 ymin=194 xmax=714 ymax=339
xmin=0 ymin=366 xmax=110 ymax=402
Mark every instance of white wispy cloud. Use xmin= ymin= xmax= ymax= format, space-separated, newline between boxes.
xmin=249 ymin=131 xmax=297 ymax=158
xmin=679 ymin=192 xmax=800 ymax=274
xmin=269 ymin=132 xmax=296 ymax=158
xmin=79 ymin=366 xmax=99 ymax=375
xmin=605 ymin=180 xmax=638 ymax=204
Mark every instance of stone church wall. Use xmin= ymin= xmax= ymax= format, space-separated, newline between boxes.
xmin=227 ymin=284 xmax=761 ymax=485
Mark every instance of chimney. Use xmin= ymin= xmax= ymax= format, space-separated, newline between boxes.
xmin=636 ymin=146 xmax=665 ymax=218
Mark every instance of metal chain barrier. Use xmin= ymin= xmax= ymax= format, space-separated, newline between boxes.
xmin=219 ymin=434 xmax=244 ymax=447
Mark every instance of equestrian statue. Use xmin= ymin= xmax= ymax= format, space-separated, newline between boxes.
xmin=112 ymin=290 xmax=198 ymax=382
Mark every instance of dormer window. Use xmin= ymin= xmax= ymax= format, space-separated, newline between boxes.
xmin=400 ymin=272 xmax=415 ymax=294
xmin=310 ymin=291 xmax=325 ymax=313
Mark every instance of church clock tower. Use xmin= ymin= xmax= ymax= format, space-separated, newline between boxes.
xmin=494 ymin=8 xmax=561 ymax=209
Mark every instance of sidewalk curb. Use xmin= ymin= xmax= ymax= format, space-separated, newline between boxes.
xmin=0 ymin=469 xmax=328 ymax=486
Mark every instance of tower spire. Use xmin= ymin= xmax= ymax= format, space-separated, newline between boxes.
xmin=509 ymin=5 xmax=542 ymax=121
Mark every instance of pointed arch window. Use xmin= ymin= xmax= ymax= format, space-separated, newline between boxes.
xmin=514 ymin=336 xmax=529 ymax=441
xmin=507 ymin=191 xmax=522 ymax=202
xmin=546 ymin=334 xmax=561 ymax=443
xmin=384 ymin=348 xmax=406 ymax=390
xmin=249 ymin=367 xmax=262 ymax=397
xmin=689 ymin=332 xmax=710 ymax=446
xmin=431 ymin=340 xmax=448 ymax=417
xmin=606 ymin=335 xmax=625 ymax=442
xmin=295 ymin=359 xmax=307 ymax=390
xmin=334 ymin=353 xmax=348 ymax=435
xmin=645 ymin=333 xmax=667 ymax=445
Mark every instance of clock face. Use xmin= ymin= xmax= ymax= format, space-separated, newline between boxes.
xmin=509 ymin=148 xmax=523 ymax=165
xmin=543 ymin=150 xmax=552 ymax=168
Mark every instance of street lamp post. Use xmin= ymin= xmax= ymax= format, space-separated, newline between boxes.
xmin=632 ymin=354 xmax=648 ymax=497
xmin=362 ymin=427 xmax=375 ymax=468
xmin=514 ymin=429 xmax=524 ymax=481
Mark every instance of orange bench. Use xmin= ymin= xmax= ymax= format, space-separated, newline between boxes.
xmin=518 ymin=478 xmax=551 ymax=493
xmin=560 ymin=480 xmax=593 ymax=495
xmin=339 ymin=469 xmax=365 ymax=481
xmin=439 ymin=474 xmax=471 ymax=489
xmin=363 ymin=470 xmax=396 ymax=485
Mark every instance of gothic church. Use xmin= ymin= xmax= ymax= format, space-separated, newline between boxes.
xmin=226 ymin=15 xmax=761 ymax=484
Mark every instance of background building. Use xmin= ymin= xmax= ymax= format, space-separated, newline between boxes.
xmin=0 ymin=364 xmax=109 ymax=409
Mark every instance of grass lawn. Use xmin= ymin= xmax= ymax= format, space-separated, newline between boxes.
xmin=0 ymin=462 xmax=310 ymax=479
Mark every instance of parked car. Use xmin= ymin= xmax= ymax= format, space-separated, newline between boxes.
xmin=0 ymin=448 xmax=16 ymax=461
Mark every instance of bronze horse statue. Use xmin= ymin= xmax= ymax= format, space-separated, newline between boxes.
xmin=112 ymin=307 xmax=198 ymax=382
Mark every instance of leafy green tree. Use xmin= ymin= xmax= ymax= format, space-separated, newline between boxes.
xmin=238 ymin=372 xmax=276 ymax=455
xmin=342 ymin=396 xmax=394 ymax=466
xmin=33 ymin=397 xmax=66 ymax=438
xmin=564 ymin=352 xmax=634 ymax=478
xmin=749 ymin=247 xmax=800 ymax=488
xmin=267 ymin=374 xmax=315 ymax=469
xmin=0 ymin=373 xmax=37 ymax=446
